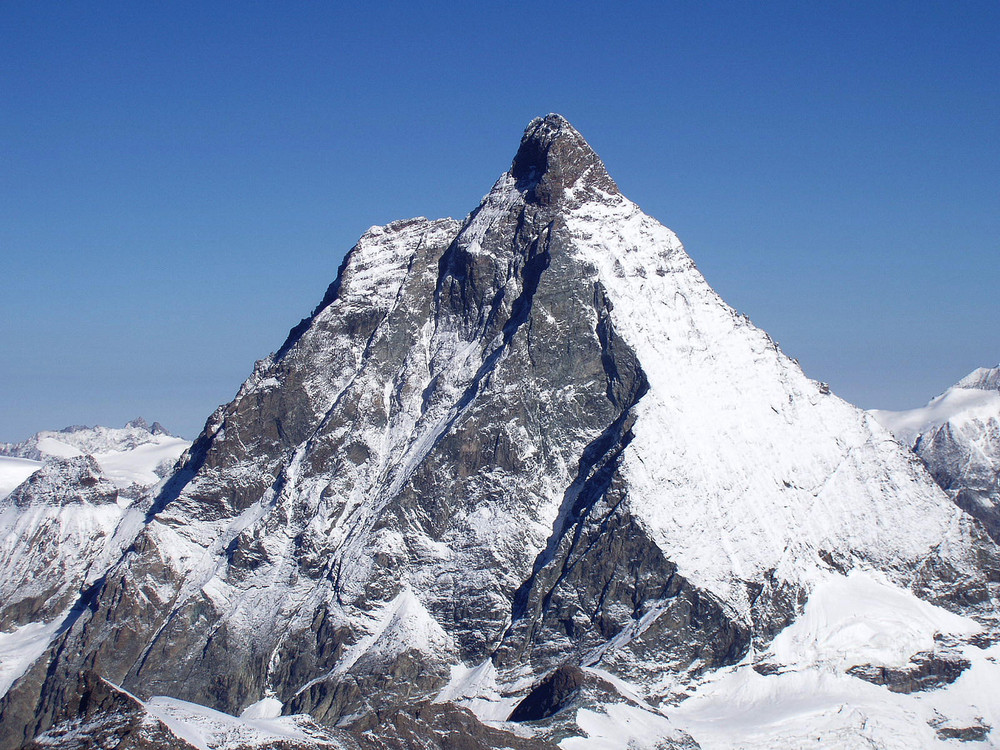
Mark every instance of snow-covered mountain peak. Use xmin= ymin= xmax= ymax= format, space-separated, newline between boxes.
xmin=124 ymin=416 xmax=173 ymax=435
xmin=2 ymin=116 xmax=999 ymax=750
xmin=1 ymin=419 xmax=183 ymax=461
xmin=872 ymin=365 xmax=1000 ymax=545
xmin=0 ymin=420 xmax=190 ymax=492
xmin=872 ymin=366 xmax=1000 ymax=449
xmin=4 ymin=456 xmax=117 ymax=509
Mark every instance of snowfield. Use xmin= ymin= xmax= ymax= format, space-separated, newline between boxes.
xmin=671 ymin=571 xmax=998 ymax=749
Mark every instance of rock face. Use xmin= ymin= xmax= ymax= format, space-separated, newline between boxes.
xmin=872 ymin=366 xmax=1000 ymax=542
xmin=1 ymin=115 xmax=999 ymax=750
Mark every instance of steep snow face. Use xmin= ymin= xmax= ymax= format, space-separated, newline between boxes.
xmin=0 ymin=457 xmax=42 ymax=500
xmin=558 ymin=186 xmax=990 ymax=617
xmin=0 ymin=618 xmax=68 ymax=701
xmin=2 ymin=115 xmax=998 ymax=750
xmin=873 ymin=366 xmax=1000 ymax=542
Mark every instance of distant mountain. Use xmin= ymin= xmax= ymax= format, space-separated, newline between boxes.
xmin=0 ymin=419 xmax=189 ymax=492
xmin=1 ymin=117 xmax=998 ymax=750
xmin=873 ymin=366 xmax=1000 ymax=542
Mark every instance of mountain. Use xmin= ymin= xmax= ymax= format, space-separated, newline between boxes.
xmin=2 ymin=115 xmax=999 ymax=749
xmin=873 ymin=366 xmax=1000 ymax=541
xmin=0 ymin=421 xmax=191 ymax=707
xmin=0 ymin=419 xmax=188 ymax=492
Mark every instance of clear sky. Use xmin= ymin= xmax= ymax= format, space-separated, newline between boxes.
xmin=2 ymin=1 xmax=998 ymax=441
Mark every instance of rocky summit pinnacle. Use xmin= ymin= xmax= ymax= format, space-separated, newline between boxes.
xmin=2 ymin=116 xmax=999 ymax=750
xmin=510 ymin=113 xmax=619 ymax=204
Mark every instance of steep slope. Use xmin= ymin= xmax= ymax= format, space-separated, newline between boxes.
xmin=873 ymin=366 xmax=1000 ymax=541
xmin=1 ymin=115 xmax=998 ymax=750
xmin=0 ymin=457 xmax=129 ymax=631
xmin=0 ymin=456 xmax=152 ymax=706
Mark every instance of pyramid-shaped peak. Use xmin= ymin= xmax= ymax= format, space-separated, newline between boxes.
xmin=510 ymin=114 xmax=619 ymax=201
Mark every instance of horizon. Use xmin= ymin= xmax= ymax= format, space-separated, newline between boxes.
xmin=3 ymin=2 xmax=998 ymax=442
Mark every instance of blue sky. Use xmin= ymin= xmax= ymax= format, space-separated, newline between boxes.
xmin=2 ymin=1 xmax=998 ymax=441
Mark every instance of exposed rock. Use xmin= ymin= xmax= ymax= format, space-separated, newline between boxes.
xmin=350 ymin=703 xmax=554 ymax=750
xmin=19 ymin=672 xmax=194 ymax=750
xmin=0 ymin=457 xmax=124 ymax=629
xmin=933 ymin=723 xmax=991 ymax=742
xmin=509 ymin=665 xmax=586 ymax=722
xmin=847 ymin=650 xmax=972 ymax=693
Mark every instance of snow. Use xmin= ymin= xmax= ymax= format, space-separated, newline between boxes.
xmin=956 ymin=366 xmax=1000 ymax=392
xmin=559 ymin=183 xmax=978 ymax=616
xmin=10 ymin=123 xmax=992 ymax=750
xmin=561 ymin=703 xmax=688 ymax=750
xmin=296 ymin=587 xmax=455 ymax=696
xmin=33 ymin=436 xmax=83 ymax=458
xmin=436 ymin=659 xmax=498 ymax=703
xmin=0 ymin=456 xmax=41 ymax=499
xmin=0 ymin=457 xmax=151 ymax=657
xmin=669 ymin=571 xmax=998 ymax=749
xmin=2 ymin=424 xmax=190 ymax=489
xmin=93 ymin=436 xmax=190 ymax=487
xmin=240 ymin=696 xmax=283 ymax=720
xmin=0 ymin=614 xmax=68 ymax=699
xmin=434 ymin=658 xmax=523 ymax=722
xmin=872 ymin=387 xmax=1000 ymax=448
xmin=145 ymin=695 xmax=341 ymax=749
xmin=767 ymin=570 xmax=978 ymax=670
